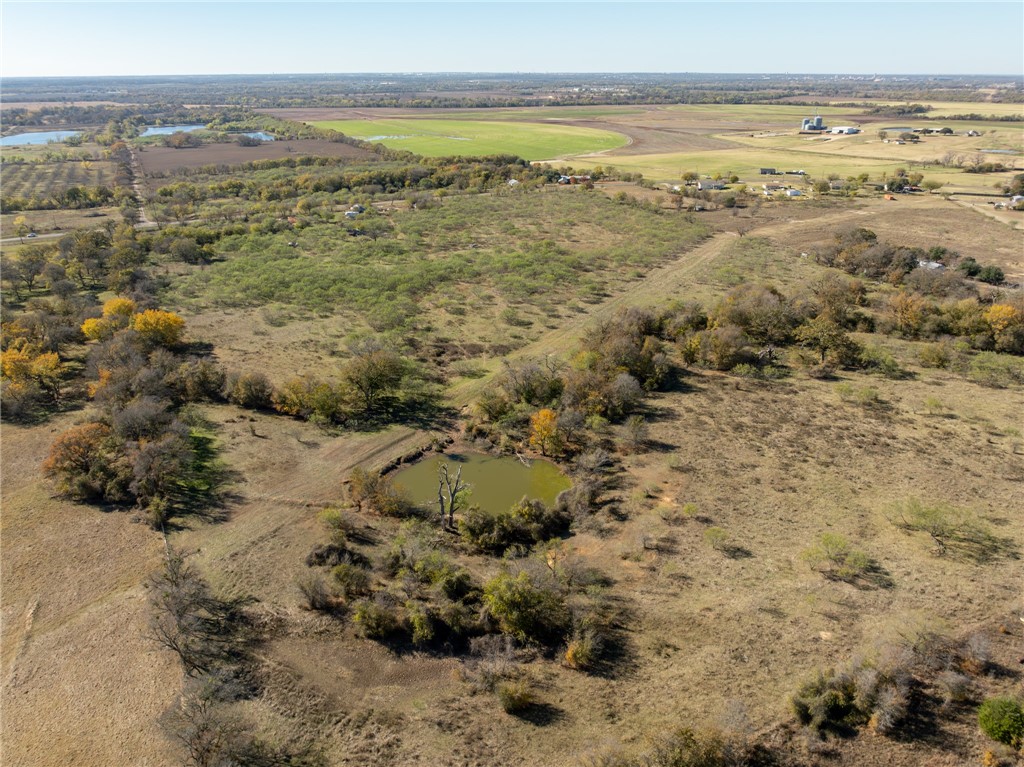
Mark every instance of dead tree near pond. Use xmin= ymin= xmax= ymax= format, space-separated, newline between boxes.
xmin=437 ymin=463 xmax=467 ymax=530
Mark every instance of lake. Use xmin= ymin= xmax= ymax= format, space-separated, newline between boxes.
xmin=0 ymin=130 xmax=83 ymax=146
xmin=392 ymin=452 xmax=571 ymax=515
xmin=141 ymin=124 xmax=207 ymax=136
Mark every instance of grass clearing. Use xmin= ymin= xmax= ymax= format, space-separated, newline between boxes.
xmin=310 ymin=118 xmax=628 ymax=159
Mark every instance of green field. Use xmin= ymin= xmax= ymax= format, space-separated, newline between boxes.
xmin=310 ymin=118 xmax=628 ymax=159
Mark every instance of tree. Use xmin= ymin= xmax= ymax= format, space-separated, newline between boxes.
xmin=795 ymin=315 xmax=861 ymax=366
xmin=877 ymin=130 xmax=888 ymax=141
xmin=889 ymin=291 xmax=928 ymax=337
xmin=529 ymin=408 xmax=561 ymax=456
xmin=132 ymin=309 xmax=186 ymax=347
xmin=482 ymin=571 xmax=569 ymax=645
xmin=13 ymin=215 xmax=28 ymax=244
xmin=342 ymin=339 xmax=405 ymax=414
xmin=437 ymin=463 xmax=468 ymax=529
xmin=42 ymin=422 xmax=121 ymax=501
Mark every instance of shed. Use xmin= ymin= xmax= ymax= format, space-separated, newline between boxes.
xmin=785 ymin=189 xmax=802 ymax=197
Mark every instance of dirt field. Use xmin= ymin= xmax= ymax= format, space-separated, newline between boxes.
xmin=137 ymin=139 xmax=377 ymax=175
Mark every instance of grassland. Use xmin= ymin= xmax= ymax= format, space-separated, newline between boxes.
xmin=3 ymin=94 xmax=1024 ymax=767
xmin=309 ymin=118 xmax=628 ymax=159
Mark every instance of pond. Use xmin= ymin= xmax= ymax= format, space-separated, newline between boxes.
xmin=141 ymin=124 xmax=207 ymax=136
xmin=0 ymin=130 xmax=83 ymax=146
xmin=392 ymin=452 xmax=571 ymax=515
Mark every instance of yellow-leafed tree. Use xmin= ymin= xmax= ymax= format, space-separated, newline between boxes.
xmin=131 ymin=309 xmax=185 ymax=347
xmin=529 ymin=408 xmax=561 ymax=456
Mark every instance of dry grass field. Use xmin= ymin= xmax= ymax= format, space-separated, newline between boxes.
xmin=2 ymin=104 xmax=1023 ymax=767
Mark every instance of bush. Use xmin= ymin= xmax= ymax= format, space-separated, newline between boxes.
xmin=565 ymin=628 xmax=602 ymax=671
xmin=918 ymin=342 xmax=953 ymax=369
xmin=224 ymin=371 xmax=274 ymax=409
xmin=348 ymin=467 xmax=409 ymax=517
xmin=459 ymin=498 xmax=569 ymax=555
xmin=482 ymin=571 xmax=569 ymax=645
xmin=801 ymin=533 xmax=872 ymax=582
xmin=297 ymin=574 xmax=335 ymax=612
xmin=978 ymin=698 xmax=1024 ymax=747
xmin=968 ymin=353 xmax=1024 ymax=388
xmin=976 ymin=266 xmax=1005 ymax=285
xmin=791 ymin=669 xmax=861 ymax=734
xmin=332 ymin=563 xmax=371 ymax=599
xmin=704 ymin=527 xmax=728 ymax=551
xmin=352 ymin=598 xmax=400 ymax=639
xmin=496 ymin=678 xmax=535 ymax=713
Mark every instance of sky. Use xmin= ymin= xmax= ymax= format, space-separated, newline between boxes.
xmin=1 ymin=1 xmax=1022 ymax=78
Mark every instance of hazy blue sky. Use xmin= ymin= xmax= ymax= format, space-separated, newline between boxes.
xmin=2 ymin=2 xmax=1022 ymax=77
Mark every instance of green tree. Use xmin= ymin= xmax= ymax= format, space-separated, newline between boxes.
xmin=342 ymin=339 xmax=406 ymax=414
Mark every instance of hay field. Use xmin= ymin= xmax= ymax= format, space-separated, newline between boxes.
xmin=309 ymin=118 xmax=628 ymax=159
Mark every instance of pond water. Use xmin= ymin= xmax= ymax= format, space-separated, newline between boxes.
xmin=141 ymin=124 xmax=207 ymax=136
xmin=0 ymin=130 xmax=83 ymax=146
xmin=392 ymin=452 xmax=571 ymax=515
xmin=980 ymin=148 xmax=1017 ymax=155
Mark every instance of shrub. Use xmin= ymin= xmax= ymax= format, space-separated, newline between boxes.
xmin=297 ymin=574 xmax=335 ymax=612
xmin=704 ymin=527 xmax=728 ymax=551
xmin=482 ymin=571 xmax=569 ymax=645
xmin=352 ymin=598 xmax=400 ymax=639
xmin=131 ymin=309 xmax=186 ymax=347
xmin=791 ymin=669 xmax=861 ymax=734
xmin=224 ymin=371 xmax=274 ymax=409
xmin=565 ymin=628 xmax=602 ymax=671
xmin=348 ymin=467 xmax=409 ymax=517
xmin=976 ymin=266 xmax=1005 ymax=285
xmin=496 ymin=678 xmax=535 ymax=713
xmin=332 ymin=563 xmax=371 ymax=599
xmin=978 ymin=698 xmax=1024 ymax=747
xmin=801 ymin=533 xmax=872 ymax=582
xmin=968 ymin=353 xmax=1024 ymax=388
xmin=459 ymin=498 xmax=569 ymax=555
xmin=918 ymin=341 xmax=953 ymax=369
xmin=406 ymin=602 xmax=435 ymax=645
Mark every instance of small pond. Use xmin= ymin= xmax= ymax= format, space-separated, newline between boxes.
xmin=141 ymin=124 xmax=207 ymax=136
xmin=392 ymin=452 xmax=571 ymax=515
xmin=980 ymin=148 xmax=1017 ymax=155
xmin=0 ymin=130 xmax=83 ymax=146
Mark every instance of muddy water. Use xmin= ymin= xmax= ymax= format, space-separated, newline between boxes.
xmin=392 ymin=452 xmax=570 ymax=515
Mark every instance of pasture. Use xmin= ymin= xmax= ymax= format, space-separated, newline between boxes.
xmin=309 ymin=117 xmax=628 ymax=159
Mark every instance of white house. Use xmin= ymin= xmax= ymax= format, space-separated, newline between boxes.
xmin=785 ymin=189 xmax=802 ymax=197
xmin=830 ymin=127 xmax=860 ymax=135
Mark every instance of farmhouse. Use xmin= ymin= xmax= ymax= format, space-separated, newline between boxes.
xmin=762 ymin=183 xmax=785 ymax=195
xmin=830 ymin=126 xmax=860 ymax=135
xmin=696 ymin=180 xmax=726 ymax=191
xmin=785 ymin=189 xmax=802 ymax=197
xmin=759 ymin=168 xmax=778 ymax=175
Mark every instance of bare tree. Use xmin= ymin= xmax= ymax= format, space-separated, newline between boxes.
xmin=437 ymin=463 xmax=467 ymax=530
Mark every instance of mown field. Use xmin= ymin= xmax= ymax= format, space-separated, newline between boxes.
xmin=309 ymin=118 xmax=628 ymax=159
